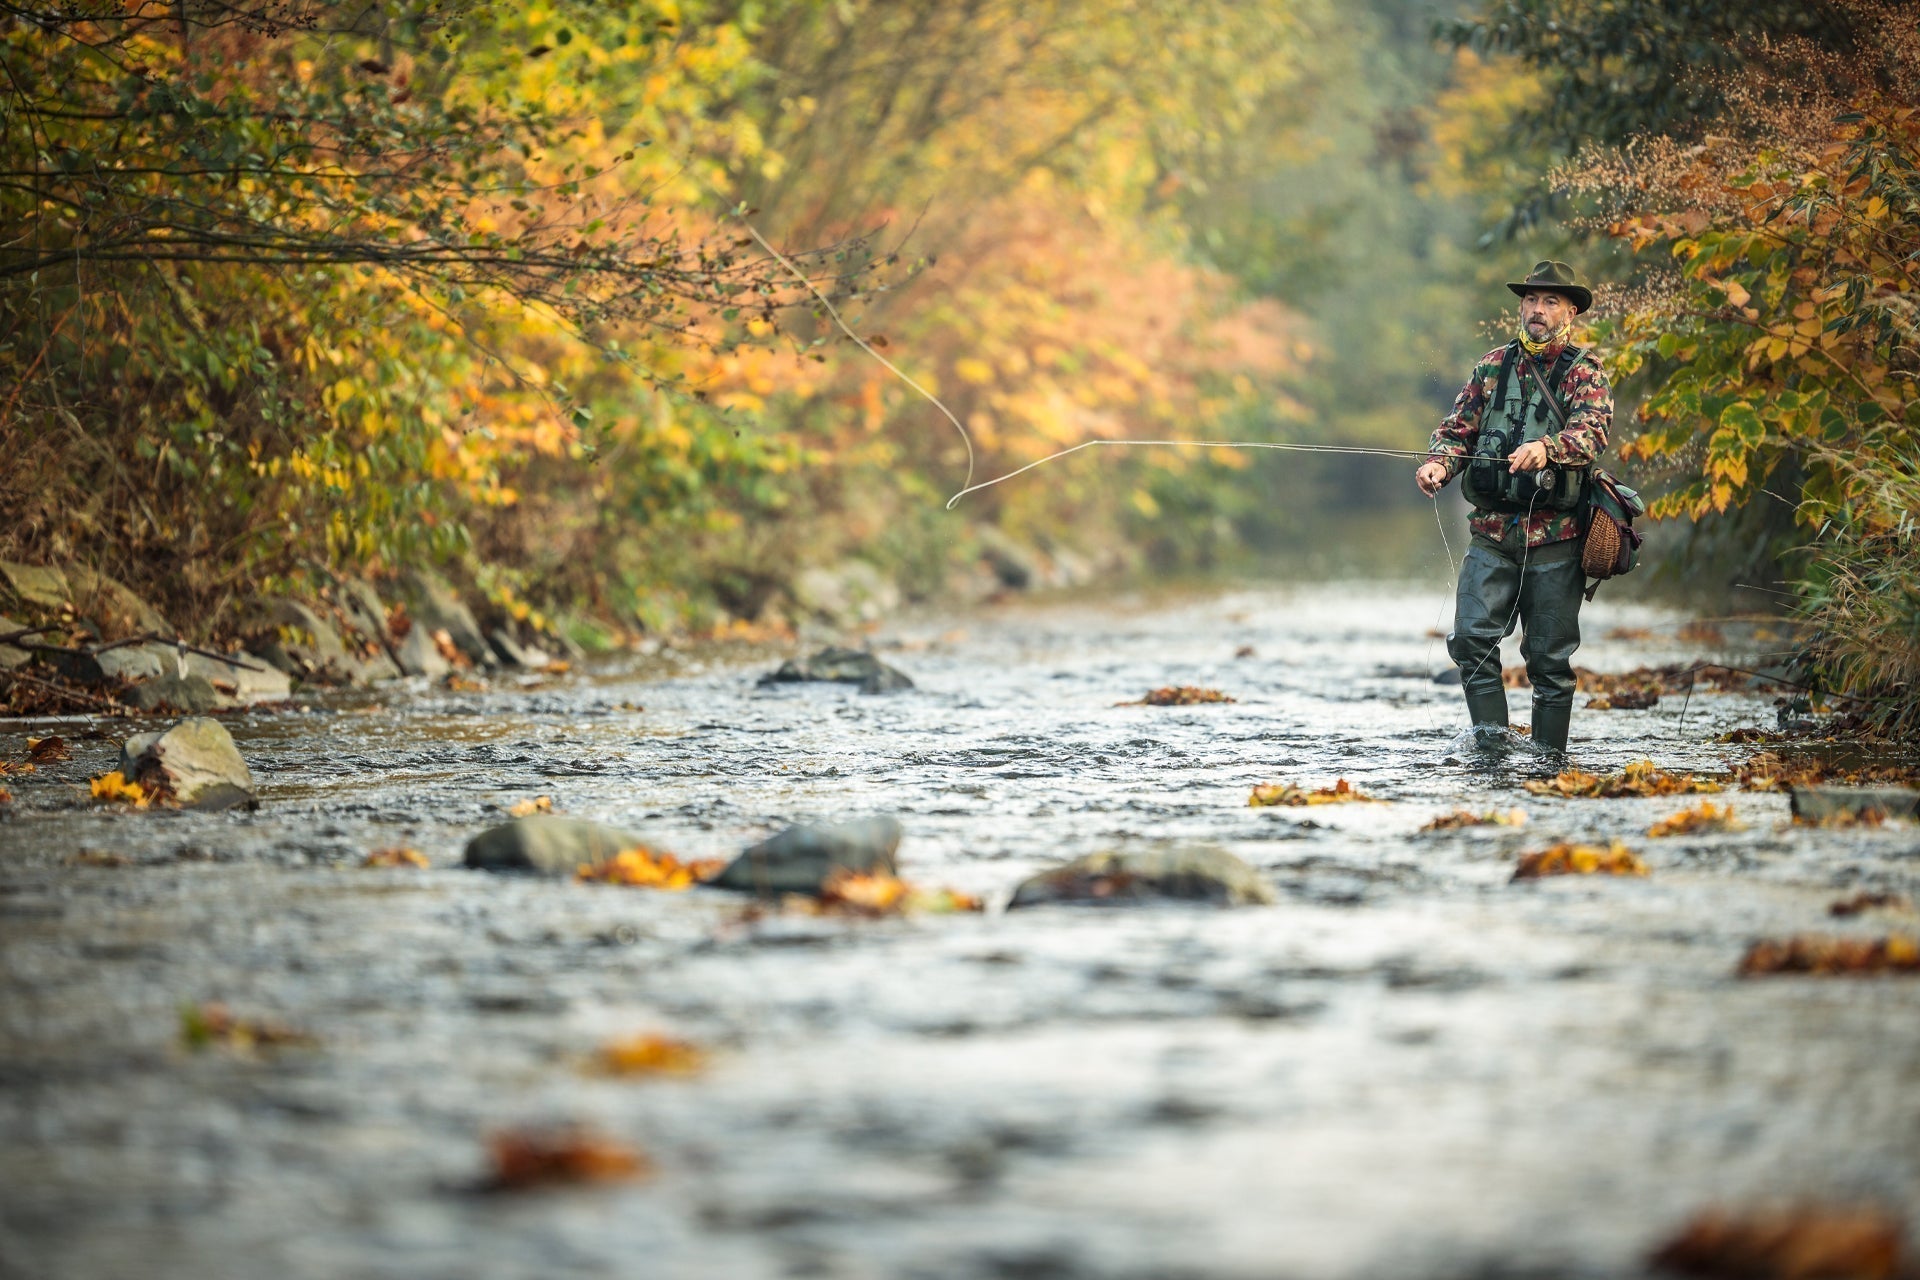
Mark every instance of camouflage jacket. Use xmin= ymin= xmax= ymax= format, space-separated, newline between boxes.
xmin=1425 ymin=339 xmax=1613 ymax=548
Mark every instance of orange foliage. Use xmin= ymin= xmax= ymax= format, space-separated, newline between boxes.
xmin=1525 ymin=760 xmax=1721 ymax=799
xmin=1511 ymin=841 xmax=1649 ymax=881
xmin=508 ymin=796 xmax=553 ymax=817
xmin=1738 ymin=934 xmax=1920 ymax=977
xmin=362 ymin=847 xmax=430 ymax=869
xmin=484 ymin=1127 xmax=650 ymax=1191
xmin=1420 ymin=807 xmax=1527 ymax=832
xmin=597 ymin=1034 xmax=709 ymax=1077
xmin=1250 ymin=778 xmax=1379 ymax=807
xmin=1124 ymin=686 xmax=1236 ymax=706
xmin=1648 ymin=803 xmax=1746 ymax=837
xmin=1650 ymin=1205 xmax=1908 ymax=1279
xmin=26 ymin=735 xmax=71 ymax=762
xmin=577 ymin=847 xmax=726 ymax=891
xmin=89 ymin=770 xmax=153 ymax=808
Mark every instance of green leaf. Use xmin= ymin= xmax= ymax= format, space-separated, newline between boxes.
xmin=1719 ymin=402 xmax=1765 ymax=451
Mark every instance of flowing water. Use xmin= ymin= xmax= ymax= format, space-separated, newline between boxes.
xmin=2 ymin=582 xmax=1917 ymax=1279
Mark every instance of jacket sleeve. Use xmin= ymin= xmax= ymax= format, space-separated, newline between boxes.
xmin=1544 ymin=359 xmax=1612 ymax=466
xmin=1426 ymin=356 xmax=1495 ymax=481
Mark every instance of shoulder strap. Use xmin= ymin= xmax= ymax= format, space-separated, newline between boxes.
xmin=1525 ymin=355 xmax=1570 ymax=431
xmin=1490 ymin=342 xmax=1520 ymax=410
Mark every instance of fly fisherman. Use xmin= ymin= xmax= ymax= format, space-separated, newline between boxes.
xmin=1414 ymin=261 xmax=1613 ymax=755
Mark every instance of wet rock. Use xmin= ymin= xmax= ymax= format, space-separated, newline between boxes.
xmin=250 ymin=600 xmax=349 ymax=682
xmin=124 ymin=673 xmax=221 ymax=714
xmin=1791 ymin=786 xmax=1920 ymax=823
xmin=1431 ymin=668 xmax=1463 ymax=687
xmin=393 ymin=624 xmax=452 ymax=679
xmin=47 ymin=642 xmax=180 ymax=685
xmin=791 ymin=561 xmax=900 ymax=626
xmin=66 ymin=566 xmax=171 ymax=639
xmin=1008 ymin=846 xmax=1277 ymax=908
xmin=708 ymin=816 xmax=903 ymax=894
xmin=487 ymin=626 xmax=553 ymax=670
xmin=464 ymin=816 xmax=644 ymax=875
xmin=398 ymin=570 xmax=492 ymax=666
xmin=0 ymin=615 xmax=29 ymax=669
xmin=760 ymin=646 xmax=914 ymax=695
xmin=975 ymin=526 xmax=1039 ymax=591
xmin=181 ymin=652 xmax=293 ymax=705
xmin=119 ymin=717 xmax=256 ymax=811
xmin=0 ymin=560 xmax=69 ymax=609
xmin=335 ymin=578 xmax=392 ymax=644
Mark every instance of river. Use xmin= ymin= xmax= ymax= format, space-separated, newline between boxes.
xmin=2 ymin=581 xmax=1917 ymax=1279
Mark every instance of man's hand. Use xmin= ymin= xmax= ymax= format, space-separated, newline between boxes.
xmin=1415 ymin=460 xmax=1449 ymax=496
xmin=1507 ymin=440 xmax=1550 ymax=473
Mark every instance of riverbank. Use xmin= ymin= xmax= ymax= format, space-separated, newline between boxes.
xmin=2 ymin=583 xmax=1917 ymax=1279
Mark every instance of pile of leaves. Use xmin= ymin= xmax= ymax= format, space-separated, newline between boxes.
xmin=180 ymin=1001 xmax=318 ymax=1052
xmin=508 ymin=796 xmax=554 ymax=817
xmin=90 ymin=770 xmax=160 ymax=809
xmin=1738 ymin=935 xmax=1920 ymax=977
xmin=1649 ymin=1205 xmax=1910 ymax=1279
xmin=1525 ymin=760 xmax=1722 ymax=799
xmin=577 ymin=848 xmax=727 ymax=891
xmin=1511 ymin=841 xmax=1649 ymax=881
xmin=1829 ymin=891 xmax=1913 ymax=918
xmin=1123 ymin=687 xmax=1237 ymax=706
xmin=1731 ymin=751 xmax=1920 ymax=793
xmin=818 ymin=869 xmax=982 ymax=917
xmin=1648 ymin=803 xmax=1747 ymax=837
xmin=1250 ymin=778 xmax=1379 ymax=807
xmin=1578 ymin=665 xmax=1769 ymax=696
xmin=362 ymin=848 xmax=430 ymax=869
xmin=1587 ymin=687 xmax=1660 ymax=711
xmin=484 ymin=1127 xmax=649 ymax=1191
xmin=1419 ymin=808 xmax=1527 ymax=832
xmin=596 ymin=1034 xmax=709 ymax=1077
xmin=0 ymin=666 xmax=130 ymax=717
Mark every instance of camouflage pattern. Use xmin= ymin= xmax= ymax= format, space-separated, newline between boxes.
xmin=1425 ymin=339 xmax=1613 ymax=548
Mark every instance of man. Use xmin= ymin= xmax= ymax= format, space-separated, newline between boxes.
xmin=1414 ymin=261 xmax=1612 ymax=755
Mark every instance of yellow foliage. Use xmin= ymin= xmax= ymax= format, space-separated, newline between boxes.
xmin=362 ymin=847 xmax=430 ymax=869
xmin=577 ymin=847 xmax=725 ymax=890
xmin=90 ymin=770 xmax=152 ymax=809
xmin=1648 ymin=802 xmax=1746 ymax=837
xmin=508 ymin=795 xmax=553 ymax=817
xmin=1250 ymin=778 xmax=1380 ymax=807
xmin=596 ymin=1033 xmax=709 ymax=1077
xmin=1524 ymin=759 xmax=1722 ymax=799
xmin=1511 ymin=841 xmax=1649 ymax=881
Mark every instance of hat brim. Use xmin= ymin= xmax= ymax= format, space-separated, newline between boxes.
xmin=1507 ymin=281 xmax=1592 ymax=313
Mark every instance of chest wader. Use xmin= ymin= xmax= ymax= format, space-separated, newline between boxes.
xmin=1445 ymin=343 xmax=1591 ymax=754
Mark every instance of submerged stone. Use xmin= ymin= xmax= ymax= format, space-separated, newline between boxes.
xmin=119 ymin=717 xmax=256 ymax=811
xmin=464 ymin=816 xmax=645 ymax=875
xmin=1008 ymin=846 xmax=1277 ymax=908
xmin=759 ymin=646 xmax=914 ymax=695
xmin=708 ymin=816 xmax=903 ymax=894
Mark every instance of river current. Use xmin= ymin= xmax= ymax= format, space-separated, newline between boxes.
xmin=2 ymin=581 xmax=1916 ymax=1279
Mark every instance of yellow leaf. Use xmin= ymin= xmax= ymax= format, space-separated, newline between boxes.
xmin=90 ymin=770 xmax=150 ymax=808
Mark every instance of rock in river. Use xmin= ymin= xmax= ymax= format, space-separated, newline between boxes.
xmin=1008 ymin=846 xmax=1277 ymax=908
xmin=1790 ymin=785 xmax=1919 ymax=824
xmin=464 ymin=816 xmax=645 ymax=875
xmin=759 ymin=646 xmax=914 ymax=695
xmin=119 ymin=717 xmax=256 ymax=811
xmin=124 ymin=673 xmax=221 ymax=714
xmin=708 ymin=817 xmax=903 ymax=894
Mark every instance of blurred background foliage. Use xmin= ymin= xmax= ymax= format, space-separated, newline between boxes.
xmin=2 ymin=0 xmax=1914 ymax=726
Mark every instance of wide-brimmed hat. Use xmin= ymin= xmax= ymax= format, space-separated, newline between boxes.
xmin=1506 ymin=260 xmax=1592 ymax=313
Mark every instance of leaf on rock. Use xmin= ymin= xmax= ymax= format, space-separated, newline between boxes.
xmin=1419 ymin=807 xmax=1527 ymax=832
xmin=577 ymin=846 xmax=726 ymax=890
xmin=1829 ymin=891 xmax=1913 ymax=918
xmin=485 ymin=1126 xmax=649 ymax=1190
xmin=1649 ymin=1205 xmax=1908 ymax=1279
xmin=90 ymin=769 xmax=152 ymax=808
xmin=1648 ymin=802 xmax=1746 ymax=837
xmin=596 ymin=1034 xmax=709 ymax=1077
xmin=362 ymin=847 xmax=429 ymax=869
xmin=508 ymin=795 xmax=553 ymax=817
xmin=1737 ymin=934 xmax=1920 ymax=976
xmin=26 ymin=735 xmax=72 ymax=762
xmin=1525 ymin=759 xmax=1722 ymax=799
xmin=1511 ymin=840 xmax=1649 ymax=881
xmin=180 ymin=1001 xmax=318 ymax=1052
xmin=1120 ymin=686 xmax=1236 ymax=706
xmin=1250 ymin=778 xmax=1381 ymax=807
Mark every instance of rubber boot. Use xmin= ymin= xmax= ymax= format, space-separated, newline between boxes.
xmin=1465 ymin=688 xmax=1510 ymax=729
xmin=1531 ymin=701 xmax=1572 ymax=755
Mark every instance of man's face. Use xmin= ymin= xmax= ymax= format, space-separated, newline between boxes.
xmin=1520 ymin=289 xmax=1576 ymax=337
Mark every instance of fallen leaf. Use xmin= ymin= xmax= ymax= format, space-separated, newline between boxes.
xmin=1604 ymin=627 xmax=1655 ymax=641
xmin=1649 ymin=1204 xmax=1908 ymax=1279
xmin=1830 ymin=891 xmax=1913 ymax=917
xmin=26 ymin=735 xmax=71 ymax=762
xmin=443 ymin=673 xmax=485 ymax=692
xmin=1648 ymin=802 xmax=1747 ymax=837
xmin=484 ymin=1126 xmax=649 ymax=1190
xmin=1737 ymin=934 xmax=1920 ymax=976
xmin=542 ymin=660 xmax=572 ymax=675
xmin=90 ymin=769 xmax=152 ymax=808
xmin=1588 ymin=686 xmax=1660 ymax=711
xmin=1796 ymin=808 xmax=1888 ymax=829
xmin=1233 ymin=645 xmax=1256 ymax=658
xmin=0 ymin=760 xmax=34 ymax=776
xmin=1733 ymin=751 xmax=1920 ymax=793
xmin=362 ymin=847 xmax=429 ymax=869
xmin=1525 ymin=759 xmax=1721 ymax=799
xmin=1419 ymin=807 xmax=1527 ymax=832
xmin=1675 ymin=620 xmax=1726 ymax=645
xmin=180 ymin=1001 xmax=318 ymax=1052
xmin=1250 ymin=778 xmax=1381 ymax=807
xmin=596 ymin=1033 xmax=709 ymax=1077
xmin=816 ymin=868 xmax=984 ymax=916
xmin=508 ymin=795 xmax=553 ymax=817
xmin=1122 ymin=686 xmax=1236 ymax=706
xmin=67 ymin=850 xmax=131 ymax=867
xmin=577 ymin=846 xmax=726 ymax=890
xmin=1511 ymin=840 xmax=1649 ymax=881
xmin=1717 ymin=727 xmax=1786 ymax=744
xmin=0 ymin=786 xmax=11 ymax=806
xmin=431 ymin=628 xmax=468 ymax=666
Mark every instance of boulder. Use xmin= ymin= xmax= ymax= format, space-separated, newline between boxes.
xmin=1008 ymin=846 xmax=1277 ymax=909
xmin=975 ymin=526 xmax=1040 ymax=591
xmin=464 ymin=816 xmax=644 ymax=875
xmin=708 ymin=817 xmax=903 ymax=894
xmin=1791 ymin=786 xmax=1920 ymax=824
xmin=47 ymin=642 xmax=180 ymax=686
xmin=398 ymin=570 xmax=492 ymax=666
xmin=182 ymin=651 xmax=293 ymax=705
xmin=791 ymin=561 xmax=900 ymax=626
xmin=119 ymin=717 xmax=256 ymax=810
xmin=759 ymin=646 xmax=914 ymax=695
xmin=124 ymin=673 xmax=221 ymax=715
xmin=0 ymin=561 xmax=69 ymax=609
xmin=0 ymin=615 xmax=29 ymax=670
xmin=487 ymin=626 xmax=553 ymax=670
xmin=335 ymin=578 xmax=392 ymax=644
xmin=250 ymin=600 xmax=351 ymax=681
xmin=66 ymin=566 xmax=171 ymax=639
xmin=393 ymin=624 xmax=453 ymax=679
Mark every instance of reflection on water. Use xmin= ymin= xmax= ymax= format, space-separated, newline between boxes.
xmin=1 ymin=582 xmax=1916 ymax=1279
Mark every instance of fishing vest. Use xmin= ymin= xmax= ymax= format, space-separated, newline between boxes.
xmin=1458 ymin=340 xmax=1591 ymax=515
